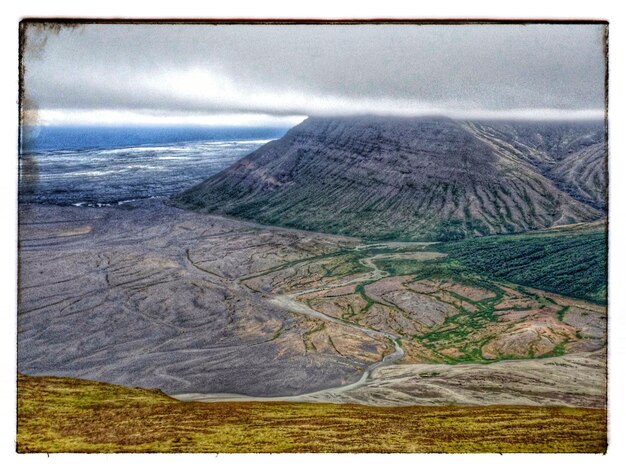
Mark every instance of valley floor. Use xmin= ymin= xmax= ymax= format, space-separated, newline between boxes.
xmin=16 ymin=200 xmax=608 ymax=452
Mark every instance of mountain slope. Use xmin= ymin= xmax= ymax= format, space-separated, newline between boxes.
xmin=176 ymin=116 xmax=601 ymax=241
xmin=548 ymin=143 xmax=607 ymax=210
xmin=465 ymin=121 xmax=607 ymax=210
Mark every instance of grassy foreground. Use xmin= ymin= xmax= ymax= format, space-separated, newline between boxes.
xmin=17 ymin=374 xmax=606 ymax=453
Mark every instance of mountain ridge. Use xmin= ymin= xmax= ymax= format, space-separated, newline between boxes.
xmin=176 ymin=116 xmax=604 ymax=241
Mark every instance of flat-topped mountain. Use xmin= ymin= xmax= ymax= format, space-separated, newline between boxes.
xmin=176 ymin=116 xmax=604 ymax=241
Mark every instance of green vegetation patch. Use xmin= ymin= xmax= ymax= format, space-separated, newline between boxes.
xmin=374 ymin=256 xmax=469 ymax=279
xmin=439 ymin=230 xmax=607 ymax=304
xmin=322 ymin=251 xmax=371 ymax=278
xmin=415 ymin=285 xmax=506 ymax=364
xmin=355 ymin=283 xmax=376 ymax=312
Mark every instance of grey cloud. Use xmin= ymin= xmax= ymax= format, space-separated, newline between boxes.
xmin=22 ymin=23 xmax=607 ymax=122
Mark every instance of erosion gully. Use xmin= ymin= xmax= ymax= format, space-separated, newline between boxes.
xmin=175 ymin=242 xmax=439 ymax=403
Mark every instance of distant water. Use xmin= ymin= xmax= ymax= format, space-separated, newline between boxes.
xmin=19 ymin=126 xmax=289 ymax=206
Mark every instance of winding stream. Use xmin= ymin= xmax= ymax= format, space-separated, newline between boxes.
xmin=174 ymin=244 xmax=442 ymax=403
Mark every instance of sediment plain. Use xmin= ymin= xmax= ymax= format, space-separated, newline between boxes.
xmin=18 ymin=200 xmax=607 ymax=407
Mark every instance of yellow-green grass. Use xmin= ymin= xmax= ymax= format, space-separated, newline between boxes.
xmin=17 ymin=374 xmax=607 ymax=453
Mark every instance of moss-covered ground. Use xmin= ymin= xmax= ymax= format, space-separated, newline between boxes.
xmin=17 ymin=374 xmax=606 ymax=453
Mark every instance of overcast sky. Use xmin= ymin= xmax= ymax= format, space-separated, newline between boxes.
xmin=22 ymin=23 xmax=607 ymax=126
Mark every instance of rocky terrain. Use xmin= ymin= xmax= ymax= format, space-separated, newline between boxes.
xmin=176 ymin=116 xmax=605 ymax=240
xmin=18 ymin=202 xmax=383 ymax=396
xmin=18 ymin=202 xmax=607 ymax=406
xmin=466 ymin=120 xmax=607 ymax=210
xmin=301 ymin=349 xmax=606 ymax=408
xmin=549 ymin=143 xmax=607 ymax=210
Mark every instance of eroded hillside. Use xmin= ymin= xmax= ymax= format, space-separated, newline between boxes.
xmin=177 ymin=116 xmax=604 ymax=240
xmin=466 ymin=120 xmax=607 ymax=210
